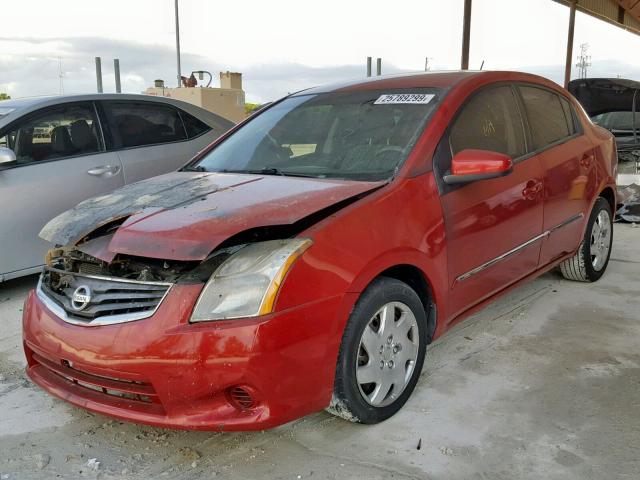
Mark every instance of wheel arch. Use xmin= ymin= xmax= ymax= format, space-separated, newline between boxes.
xmin=379 ymin=264 xmax=437 ymax=342
xmin=363 ymin=263 xmax=438 ymax=343
xmin=599 ymin=186 xmax=616 ymax=213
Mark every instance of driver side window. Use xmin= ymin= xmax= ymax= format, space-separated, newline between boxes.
xmin=0 ymin=131 xmax=14 ymax=149
xmin=449 ymin=86 xmax=526 ymax=160
xmin=0 ymin=103 xmax=102 ymax=166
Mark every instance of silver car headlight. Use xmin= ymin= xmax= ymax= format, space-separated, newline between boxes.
xmin=190 ymin=239 xmax=312 ymax=322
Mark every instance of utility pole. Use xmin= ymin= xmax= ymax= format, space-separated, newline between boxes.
xmin=424 ymin=57 xmax=433 ymax=71
xmin=576 ymin=43 xmax=591 ymax=79
xmin=175 ymin=0 xmax=182 ymax=87
xmin=58 ymin=57 xmax=65 ymax=95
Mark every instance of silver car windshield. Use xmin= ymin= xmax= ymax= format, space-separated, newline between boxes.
xmin=191 ymin=88 xmax=443 ymax=181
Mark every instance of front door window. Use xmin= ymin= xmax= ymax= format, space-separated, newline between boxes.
xmin=1 ymin=103 xmax=102 ymax=165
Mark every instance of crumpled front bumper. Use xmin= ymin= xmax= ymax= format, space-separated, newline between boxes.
xmin=22 ymin=284 xmax=345 ymax=431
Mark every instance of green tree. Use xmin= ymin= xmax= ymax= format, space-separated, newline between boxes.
xmin=244 ymin=103 xmax=261 ymax=116
xmin=0 ymin=93 xmax=10 ymax=100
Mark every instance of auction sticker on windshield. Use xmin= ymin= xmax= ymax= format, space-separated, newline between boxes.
xmin=374 ymin=93 xmax=435 ymax=105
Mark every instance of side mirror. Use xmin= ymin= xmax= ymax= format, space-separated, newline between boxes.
xmin=0 ymin=146 xmax=16 ymax=167
xmin=443 ymin=149 xmax=513 ymax=185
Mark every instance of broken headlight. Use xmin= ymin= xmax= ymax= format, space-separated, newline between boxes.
xmin=190 ymin=239 xmax=312 ymax=322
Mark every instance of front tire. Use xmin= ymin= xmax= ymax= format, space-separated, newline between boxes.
xmin=559 ymin=197 xmax=613 ymax=282
xmin=327 ymin=277 xmax=427 ymax=424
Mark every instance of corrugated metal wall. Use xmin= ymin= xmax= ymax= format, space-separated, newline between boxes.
xmin=554 ymin=0 xmax=640 ymax=35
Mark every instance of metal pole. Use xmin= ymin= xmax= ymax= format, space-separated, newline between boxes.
xmin=366 ymin=57 xmax=372 ymax=77
xmin=564 ymin=0 xmax=577 ymax=88
xmin=114 ymin=59 xmax=121 ymax=93
xmin=175 ymin=0 xmax=182 ymax=87
xmin=95 ymin=57 xmax=103 ymax=93
xmin=461 ymin=0 xmax=472 ymax=70
xmin=376 ymin=58 xmax=382 ymax=76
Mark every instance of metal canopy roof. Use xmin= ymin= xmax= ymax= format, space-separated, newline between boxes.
xmin=553 ymin=0 xmax=640 ymax=36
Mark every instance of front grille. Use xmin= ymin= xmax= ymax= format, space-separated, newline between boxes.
xmin=29 ymin=349 xmax=165 ymax=415
xmin=38 ymin=267 xmax=171 ymax=326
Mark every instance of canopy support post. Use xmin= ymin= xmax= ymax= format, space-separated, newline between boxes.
xmin=564 ymin=0 xmax=577 ymax=88
xmin=461 ymin=0 xmax=472 ymax=70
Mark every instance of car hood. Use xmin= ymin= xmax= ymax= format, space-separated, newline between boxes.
xmin=568 ymin=78 xmax=640 ymax=117
xmin=40 ymin=171 xmax=384 ymax=261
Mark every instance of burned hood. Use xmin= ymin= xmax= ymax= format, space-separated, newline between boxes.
xmin=40 ymin=171 xmax=384 ymax=261
xmin=568 ymin=78 xmax=640 ymax=117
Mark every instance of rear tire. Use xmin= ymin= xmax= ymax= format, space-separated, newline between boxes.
xmin=559 ymin=197 xmax=613 ymax=282
xmin=327 ymin=277 xmax=427 ymax=424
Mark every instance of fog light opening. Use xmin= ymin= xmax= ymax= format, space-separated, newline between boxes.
xmin=227 ymin=385 xmax=257 ymax=410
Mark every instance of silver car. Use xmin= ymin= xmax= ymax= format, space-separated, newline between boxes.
xmin=0 ymin=94 xmax=233 ymax=281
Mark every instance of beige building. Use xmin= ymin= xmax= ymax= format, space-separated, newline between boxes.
xmin=145 ymin=72 xmax=246 ymax=123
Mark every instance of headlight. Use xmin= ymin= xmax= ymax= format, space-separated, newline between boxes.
xmin=190 ymin=239 xmax=312 ymax=322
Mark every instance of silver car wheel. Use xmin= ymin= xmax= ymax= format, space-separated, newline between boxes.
xmin=590 ymin=209 xmax=611 ymax=272
xmin=355 ymin=301 xmax=419 ymax=407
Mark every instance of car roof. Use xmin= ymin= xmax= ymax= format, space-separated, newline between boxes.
xmin=0 ymin=93 xmax=234 ymax=129
xmin=294 ymin=71 xmax=484 ymax=96
xmin=293 ymin=70 xmax=562 ymax=96
xmin=0 ymin=93 xmax=200 ymax=110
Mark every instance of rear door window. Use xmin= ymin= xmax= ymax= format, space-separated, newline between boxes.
xmin=558 ymin=96 xmax=577 ymax=135
xmin=0 ymin=102 xmax=102 ymax=165
xmin=104 ymin=102 xmax=187 ymax=148
xmin=519 ymin=86 xmax=572 ymax=150
xmin=449 ymin=85 xmax=526 ymax=160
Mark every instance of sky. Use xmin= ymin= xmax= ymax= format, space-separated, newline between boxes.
xmin=1 ymin=0 xmax=640 ymax=103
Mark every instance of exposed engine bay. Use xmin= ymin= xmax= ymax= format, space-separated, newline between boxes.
xmin=39 ymin=245 xmax=241 ymax=324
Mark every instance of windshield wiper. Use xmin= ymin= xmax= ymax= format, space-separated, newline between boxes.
xmin=217 ymin=167 xmax=321 ymax=178
xmin=254 ymin=167 xmax=285 ymax=176
xmin=182 ymin=165 xmax=208 ymax=172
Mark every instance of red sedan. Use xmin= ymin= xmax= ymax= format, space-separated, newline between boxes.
xmin=22 ymin=71 xmax=616 ymax=430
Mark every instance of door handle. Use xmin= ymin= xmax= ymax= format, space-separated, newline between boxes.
xmin=87 ymin=165 xmax=121 ymax=177
xmin=580 ymin=153 xmax=593 ymax=168
xmin=522 ymin=179 xmax=543 ymax=200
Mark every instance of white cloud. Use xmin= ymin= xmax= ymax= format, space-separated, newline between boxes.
xmin=1 ymin=0 xmax=639 ymax=102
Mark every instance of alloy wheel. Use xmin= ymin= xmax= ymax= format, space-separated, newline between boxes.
xmin=590 ymin=209 xmax=611 ymax=271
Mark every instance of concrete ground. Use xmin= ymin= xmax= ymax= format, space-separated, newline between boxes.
xmin=1 ymin=224 xmax=639 ymax=480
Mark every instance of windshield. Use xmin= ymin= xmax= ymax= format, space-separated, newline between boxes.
xmin=189 ymin=88 xmax=442 ymax=181
xmin=592 ymin=111 xmax=640 ymax=133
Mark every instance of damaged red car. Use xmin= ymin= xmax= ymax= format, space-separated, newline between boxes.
xmin=23 ymin=71 xmax=617 ymax=430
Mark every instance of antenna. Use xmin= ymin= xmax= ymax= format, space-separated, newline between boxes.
xmin=576 ymin=43 xmax=591 ymax=79
xmin=424 ymin=57 xmax=434 ymax=71
xmin=58 ymin=57 xmax=65 ymax=95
